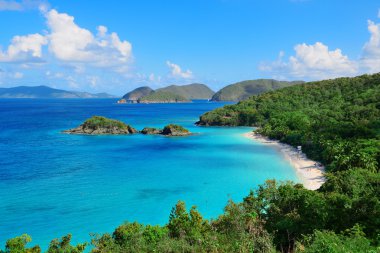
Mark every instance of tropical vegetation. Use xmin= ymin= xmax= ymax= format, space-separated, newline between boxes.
xmin=3 ymin=73 xmax=380 ymax=252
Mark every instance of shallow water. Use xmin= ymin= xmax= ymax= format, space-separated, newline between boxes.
xmin=0 ymin=99 xmax=298 ymax=248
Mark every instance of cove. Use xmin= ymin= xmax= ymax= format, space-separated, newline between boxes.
xmin=0 ymin=99 xmax=299 ymax=248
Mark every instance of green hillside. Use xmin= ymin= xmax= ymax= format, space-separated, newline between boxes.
xmin=157 ymin=83 xmax=215 ymax=99
xmin=211 ymin=79 xmax=303 ymax=101
xmin=122 ymin=86 xmax=154 ymax=101
xmin=199 ymin=73 xmax=380 ymax=172
xmin=138 ymin=91 xmax=190 ymax=103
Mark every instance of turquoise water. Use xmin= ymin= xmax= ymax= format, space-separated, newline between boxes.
xmin=0 ymin=99 xmax=298 ymax=248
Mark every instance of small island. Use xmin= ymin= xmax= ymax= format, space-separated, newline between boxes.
xmin=64 ymin=117 xmax=191 ymax=136
xmin=63 ymin=116 xmax=138 ymax=135
xmin=141 ymin=124 xmax=191 ymax=136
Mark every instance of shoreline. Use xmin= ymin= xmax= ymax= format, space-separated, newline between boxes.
xmin=243 ymin=131 xmax=325 ymax=190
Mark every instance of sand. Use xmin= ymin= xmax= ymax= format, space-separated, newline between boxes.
xmin=243 ymin=131 xmax=325 ymax=190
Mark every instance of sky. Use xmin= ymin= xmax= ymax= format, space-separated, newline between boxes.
xmin=0 ymin=0 xmax=380 ymax=95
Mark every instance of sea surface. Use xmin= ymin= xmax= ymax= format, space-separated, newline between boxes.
xmin=0 ymin=99 xmax=298 ymax=248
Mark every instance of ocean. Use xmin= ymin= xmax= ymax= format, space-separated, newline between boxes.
xmin=0 ymin=99 xmax=298 ymax=248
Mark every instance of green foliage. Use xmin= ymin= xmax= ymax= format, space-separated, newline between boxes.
xmin=320 ymin=169 xmax=380 ymax=242
xmin=139 ymin=91 xmax=190 ymax=102
xmin=47 ymin=234 xmax=86 ymax=253
xmin=167 ymin=201 xmax=210 ymax=243
xmin=199 ymin=73 xmax=380 ymax=173
xmin=1 ymin=234 xmax=41 ymax=253
xmin=295 ymin=227 xmax=379 ymax=253
xmin=162 ymin=124 xmax=189 ymax=134
xmin=243 ymin=181 xmax=328 ymax=252
xmin=83 ymin=116 xmax=131 ymax=130
xmin=211 ymin=79 xmax=303 ymax=101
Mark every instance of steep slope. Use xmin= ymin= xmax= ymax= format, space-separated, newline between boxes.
xmin=122 ymin=86 xmax=154 ymax=101
xmin=0 ymin=86 xmax=115 ymax=98
xmin=156 ymin=83 xmax=214 ymax=99
xmin=211 ymin=79 xmax=303 ymax=101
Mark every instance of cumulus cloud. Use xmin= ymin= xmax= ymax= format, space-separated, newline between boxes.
xmin=360 ymin=20 xmax=380 ymax=73
xmin=260 ymin=42 xmax=357 ymax=80
xmin=260 ymin=15 xmax=380 ymax=80
xmin=45 ymin=9 xmax=132 ymax=69
xmin=166 ymin=61 xmax=193 ymax=79
xmin=0 ymin=7 xmax=133 ymax=71
xmin=0 ymin=33 xmax=47 ymax=62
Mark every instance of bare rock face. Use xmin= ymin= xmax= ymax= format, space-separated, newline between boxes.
xmin=63 ymin=116 xmax=137 ymax=135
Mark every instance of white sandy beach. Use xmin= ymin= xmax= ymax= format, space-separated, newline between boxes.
xmin=244 ymin=131 xmax=325 ymax=190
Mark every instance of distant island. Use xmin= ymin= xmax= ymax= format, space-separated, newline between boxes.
xmin=118 ymin=80 xmax=305 ymax=104
xmin=119 ymin=83 xmax=214 ymax=104
xmin=121 ymin=86 xmax=154 ymax=103
xmin=156 ymin=83 xmax=215 ymax=100
xmin=0 ymin=85 xmax=116 ymax=99
xmin=64 ymin=116 xmax=191 ymax=136
xmin=0 ymin=80 xmax=305 ymax=102
xmin=210 ymin=79 xmax=303 ymax=101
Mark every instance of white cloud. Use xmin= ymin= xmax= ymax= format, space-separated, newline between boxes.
xmin=260 ymin=42 xmax=358 ymax=80
xmin=0 ymin=0 xmax=47 ymax=11
xmin=166 ymin=61 xmax=193 ymax=79
xmin=45 ymin=9 xmax=132 ymax=69
xmin=260 ymin=12 xmax=380 ymax=80
xmin=0 ymin=33 xmax=47 ymax=62
xmin=360 ymin=20 xmax=380 ymax=73
xmin=46 ymin=9 xmax=94 ymax=61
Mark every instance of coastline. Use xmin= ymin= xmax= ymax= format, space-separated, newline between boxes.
xmin=243 ymin=131 xmax=325 ymax=190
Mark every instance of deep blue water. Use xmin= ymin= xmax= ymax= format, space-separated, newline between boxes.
xmin=0 ymin=99 xmax=298 ymax=249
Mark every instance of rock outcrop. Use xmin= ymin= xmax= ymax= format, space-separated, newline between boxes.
xmin=141 ymin=124 xmax=191 ymax=136
xmin=161 ymin=124 xmax=191 ymax=136
xmin=141 ymin=127 xmax=162 ymax=135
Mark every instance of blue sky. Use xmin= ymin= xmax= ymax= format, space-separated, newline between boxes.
xmin=0 ymin=0 xmax=379 ymax=95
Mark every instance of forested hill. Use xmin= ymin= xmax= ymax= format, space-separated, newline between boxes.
xmin=211 ymin=79 xmax=303 ymax=101
xmin=198 ymin=73 xmax=380 ymax=171
xmin=122 ymin=86 xmax=154 ymax=101
xmin=156 ymin=83 xmax=215 ymax=100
